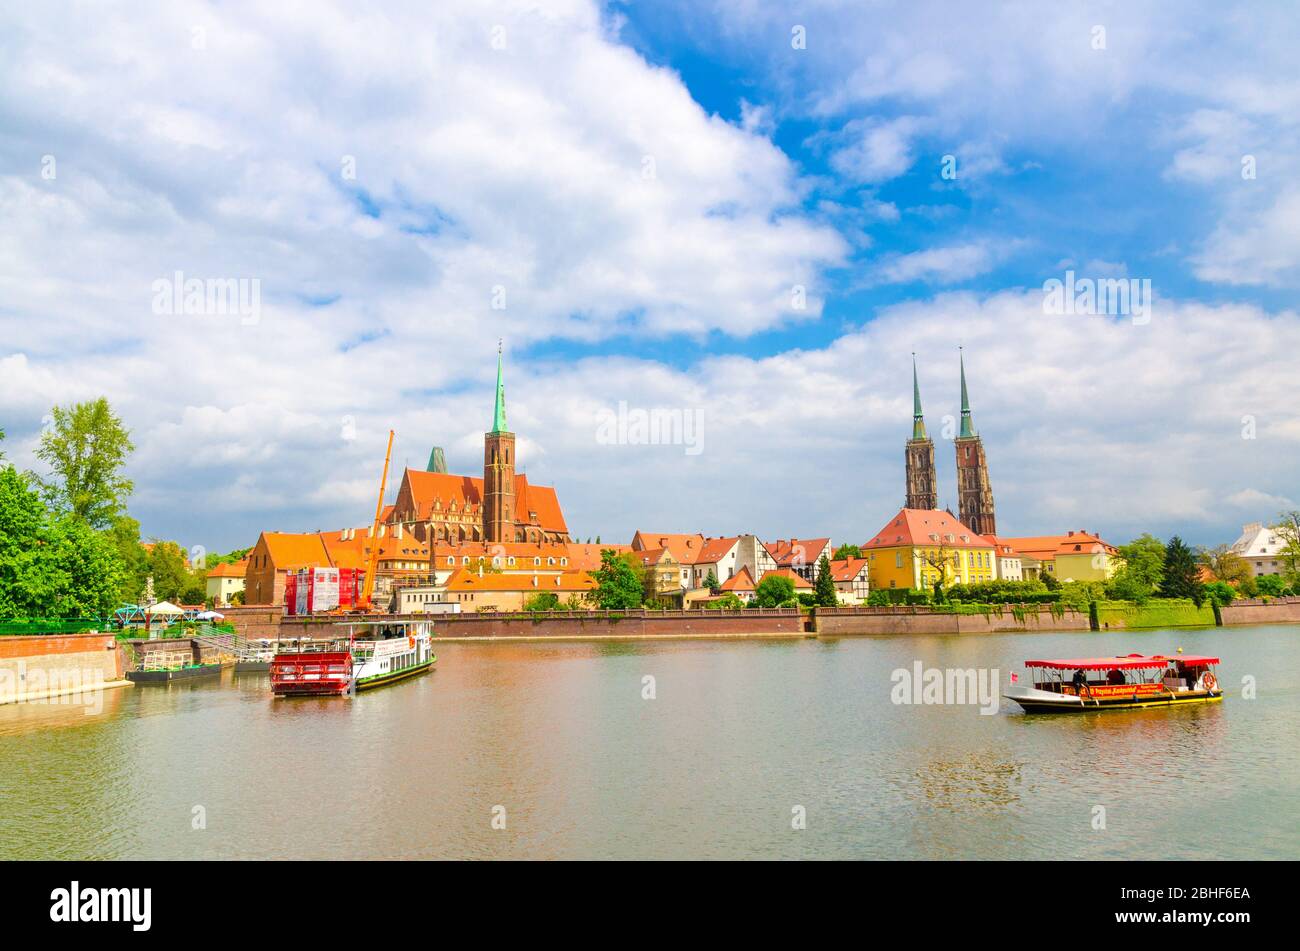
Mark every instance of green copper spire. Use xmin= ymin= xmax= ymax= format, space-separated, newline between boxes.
xmin=959 ymin=347 xmax=975 ymax=438
xmin=911 ymin=353 xmax=928 ymax=440
xmin=491 ymin=341 xmax=508 ymax=433
xmin=426 ymin=446 xmax=447 ymax=473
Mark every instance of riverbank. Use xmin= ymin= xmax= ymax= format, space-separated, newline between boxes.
xmin=231 ymin=597 xmax=1300 ymax=642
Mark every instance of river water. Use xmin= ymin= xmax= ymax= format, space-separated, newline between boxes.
xmin=2 ymin=625 xmax=1296 ymax=860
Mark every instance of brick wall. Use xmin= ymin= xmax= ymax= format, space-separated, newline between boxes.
xmin=813 ymin=605 xmax=1090 ymax=636
xmin=218 ymin=606 xmax=284 ymax=639
xmin=0 ymin=633 xmax=124 ymax=704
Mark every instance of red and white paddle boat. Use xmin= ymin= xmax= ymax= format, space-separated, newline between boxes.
xmin=1004 ymin=652 xmax=1222 ymax=713
xmin=270 ymin=620 xmax=435 ymax=698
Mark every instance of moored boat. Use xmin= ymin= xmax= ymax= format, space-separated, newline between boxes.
xmin=1004 ymin=653 xmax=1222 ymax=713
xmin=270 ymin=620 xmax=435 ymax=698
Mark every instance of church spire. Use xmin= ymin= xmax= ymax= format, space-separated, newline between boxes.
xmin=911 ymin=353 xmax=927 ymax=440
xmin=491 ymin=340 xmax=508 ymax=433
xmin=959 ymin=347 xmax=975 ymax=438
xmin=426 ymin=446 xmax=447 ymax=473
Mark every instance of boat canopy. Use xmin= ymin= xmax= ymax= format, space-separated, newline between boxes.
xmin=1025 ymin=654 xmax=1219 ymax=671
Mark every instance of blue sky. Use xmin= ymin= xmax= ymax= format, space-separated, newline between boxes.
xmin=1 ymin=0 xmax=1297 ymax=553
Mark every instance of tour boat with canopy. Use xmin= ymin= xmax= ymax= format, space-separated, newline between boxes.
xmin=1003 ymin=652 xmax=1222 ymax=712
xmin=270 ymin=620 xmax=435 ymax=698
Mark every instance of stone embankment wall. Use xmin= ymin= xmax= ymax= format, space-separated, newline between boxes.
xmin=1220 ymin=597 xmax=1300 ymax=626
xmin=280 ymin=608 xmax=808 ymax=640
xmin=0 ymin=633 xmax=126 ymax=704
xmin=812 ymin=605 xmax=1090 ymax=636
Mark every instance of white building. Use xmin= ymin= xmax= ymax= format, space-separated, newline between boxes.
xmin=1230 ymin=522 xmax=1291 ymax=577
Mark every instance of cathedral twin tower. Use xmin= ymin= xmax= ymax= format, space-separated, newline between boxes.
xmin=904 ymin=351 xmax=997 ymax=537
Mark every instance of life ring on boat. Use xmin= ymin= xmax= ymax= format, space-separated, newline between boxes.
xmin=1199 ymin=672 xmax=1217 ymax=692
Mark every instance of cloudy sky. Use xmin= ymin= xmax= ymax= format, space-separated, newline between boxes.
xmin=1 ymin=0 xmax=1297 ymax=553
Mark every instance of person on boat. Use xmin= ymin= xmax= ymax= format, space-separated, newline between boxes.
xmin=1072 ymin=668 xmax=1088 ymax=696
xmin=1106 ymin=667 xmax=1125 ymax=686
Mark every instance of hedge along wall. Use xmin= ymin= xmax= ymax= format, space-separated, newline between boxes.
xmin=1095 ymin=600 xmax=1216 ymax=629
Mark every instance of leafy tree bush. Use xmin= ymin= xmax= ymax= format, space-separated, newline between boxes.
xmin=34 ymin=397 xmax=135 ymax=529
xmin=591 ymin=550 xmax=644 ymax=609
xmin=0 ymin=467 xmax=124 ymax=620
xmin=754 ymin=574 xmax=796 ymax=608
xmin=832 ymin=543 xmax=862 ymax=560
xmin=523 ymin=591 xmax=561 ymax=612
xmin=1202 ymin=580 xmax=1236 ymax=607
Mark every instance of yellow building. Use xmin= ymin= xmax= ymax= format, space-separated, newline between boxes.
xmin=1001 ymin=531 xmax=1118 ymax=583
xmin=863 ymin=508 xmax=998 ymax=591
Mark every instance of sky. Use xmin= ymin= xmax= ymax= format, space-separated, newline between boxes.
xmin=1 ymin=0 xmax=1297 ymax=553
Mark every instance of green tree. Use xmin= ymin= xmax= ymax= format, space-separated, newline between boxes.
xmin=34 ymin=398 xmax=135 ymax=529
xmin=147 ymin=540 xmax=189 ymax=602
xmin=832 ymin=543 xmax=861 ymax=560
xmin=108 ymin=515 xmax=150 ymax=603
xmin=1159 ymin=536 xmax=1204 ymax=606
xmin=1199 ymin=544 xmax=1251 ymax=586
xmin=0 ymin=466 xmax=124 ymax=619
xmin=1114 ymin=534 xmax=1165 ymax=591
xmin=703 ymin=569 xmax=720 ymax=594
xmin=1275 ymin=511 xmax=1300 ymax=586
xmin=814 ymin=553 xmax=838 ymax=606
xmin=523 ymin=591 xmax=560 ymax=612
xmin=1256 ymin=574 xmax=1286 ymax=597
xmin=754 ymin=573 xmax=796 ymax=608
xmin=706 ymin=592 xmax=744 ymax=610
xmin=1203 ymin=581 xmax=1236 ymax=607
xmin=591 ymin=549 xmax=644 ymax=609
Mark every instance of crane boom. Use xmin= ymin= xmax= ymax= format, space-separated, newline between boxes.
xmin=359 ymin=429 xmax=395 ymax=611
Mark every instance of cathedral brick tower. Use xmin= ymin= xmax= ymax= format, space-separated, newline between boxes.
xmin=905 ymin=354 xmax=938 ymax=510
xmin=483 ymin=344 xmax=516 ymax=544
xmin=954 ymin=349 xmax=996 ymax=536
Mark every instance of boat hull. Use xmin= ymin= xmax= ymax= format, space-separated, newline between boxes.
xmin=354 ymin=658 xmax=434 ymax=691
xmin=127 ymin=664 xmax=223 ymax=684
xmin=1005 ymin=685 xmax=1222 ymax=713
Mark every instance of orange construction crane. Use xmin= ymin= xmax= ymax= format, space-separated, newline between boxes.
xmin=358 ymin=429 xmax=395 ymax=612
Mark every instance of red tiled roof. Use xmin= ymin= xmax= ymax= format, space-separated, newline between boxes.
xmin=443 ymin=568 xmax=596 ymax=593
xmin=632 ymin=532 xmax=706 ymax=564
xmin=1001 ymin=531 xmax=1117 ymax=559
xmin=765 ymin=537 xmax=831 ymax=568
xmin=259 ymin=532 xmax=332 ymax=570
xmin=399 ymin=469 xmax=568 ymax=534
xmin=564 ymin=543 xmax=632 ymax=571
xmin=827 ymin=557 xmax=869 ymax=582
xmin=206 ymin=560 xmax=247 ymax=578
xmin=719 ymin=566 xmax=756 ymax=591
xmin=696 ymin=537 xmax=740 ymax=564
xmin=863 ymin=509 xmax=993 ymax=551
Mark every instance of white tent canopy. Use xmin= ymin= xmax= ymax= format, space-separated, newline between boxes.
xmin=146 ymin=601 xmax=185 ymax=615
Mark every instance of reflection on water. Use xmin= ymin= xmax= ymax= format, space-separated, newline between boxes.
xmin=914 ymin=751 xmax=1024 ymax=811
xmin=1 ymin=625 xmax=1297 ymax=859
